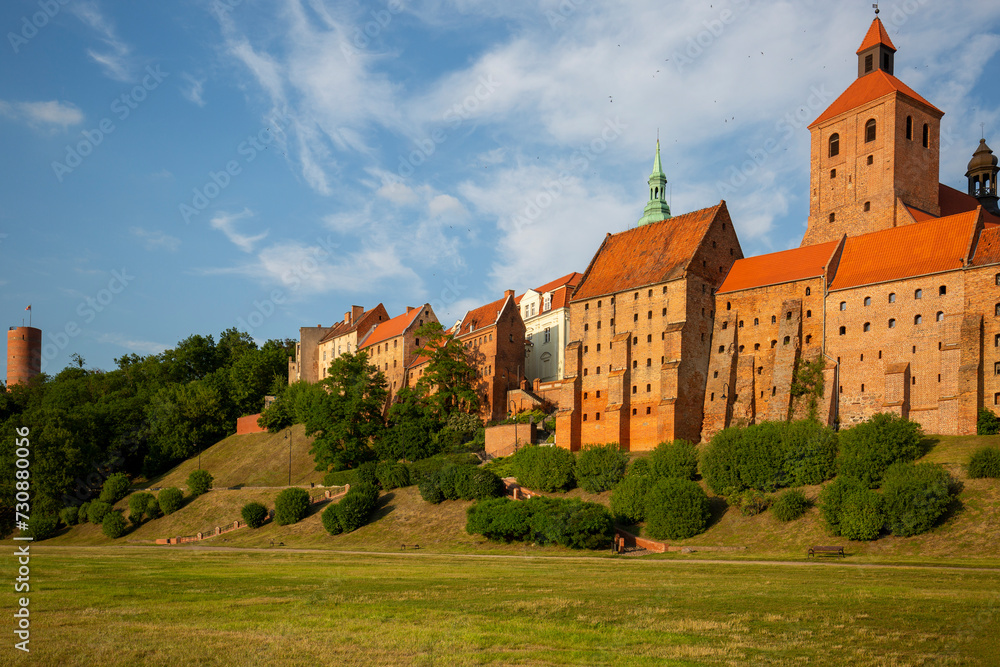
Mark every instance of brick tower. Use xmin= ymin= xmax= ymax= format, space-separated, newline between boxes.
xmin=802 ymin=16 xmax=944 ymax=246
xmin=7 ymin=326 xmax=42 ymax=387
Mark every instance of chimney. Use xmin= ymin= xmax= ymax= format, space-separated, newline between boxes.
xmin=504 ymin=289 xmax=515 ymax=300
xmin=352 ymin=305 xmax=364 ymax=322
xmin=344 ymin=312 xmax=351 ymax=324
xmin=407 ymin=306 xmax=416 ymax=313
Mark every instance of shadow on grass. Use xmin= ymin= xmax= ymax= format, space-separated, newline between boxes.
xmin=918 ymin=436 xmax=940 ymax=457
xmin=706 ymin=496 xmax=729 ymax=529
xmin=370 ymin=492 xmax=397 ymax=522
xmin=937 ymin=481 xmax=966 ymax=527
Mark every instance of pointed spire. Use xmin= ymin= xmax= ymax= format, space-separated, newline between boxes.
xmin=637 ymin=139 xmax=671 ymax=226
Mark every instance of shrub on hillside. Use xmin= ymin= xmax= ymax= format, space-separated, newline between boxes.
xmin=145 ymin=498 xmax=162 ymax=521
xmin=186 ymin=469 xmax=214 ymax=497
xmin=158 ymin=487 xmax=183 ymax=515
xmin=466 ymin=497 xmax=532 ymax=542
xmin=728 ymin=488 xmax=770 ymax=516
xmin=609 ymin=466 xmax=653 ymax=524
xmin=356 ymin=461 xmax=378 ymax=487
xmin=241 ymin=502 xmax=269 ymax=529
xmin=333 ymin=483 xmax=379 ymax=533
xmin=771 ymin=489 xmax=809 ymax=522
xmin=419 ymin=474 xmax=445 ymax=504
xmin=127 ymin=492 xmax=155 ymax=526
xmin=87 ymin=501 xmax=112 ymax=525
xmin=78 ymin=501 xmax=91 ymax=524
xmin=781 ymin=420 xmax=839 ymax=486
xmin=650 ymin=440 xmax=699 ymax=481
xmin=407 ymin=452 xmax=480 ymax=482
xmin=881 ymin=462 xmax=952 ymax=537
xmin=59 ymin=506 xmax=80 ymax=527
xmin=574 ymin=443 xmax=628 ymax=493
xmin=968 ymin=446 xmax=1000 ymax=479
xmin=818 ymin=476 xmax=867 ymax=535
xmin=25 ymin=514 xmax=59 ymax=541
xmin=274 ymin=487 xmax=311 ymax=525
xmin=644 ymin=478 xmax=711 ymax=541
xmin=837 ymin=413 xmax=922 ymax=488
xmin=511 ymin=445 xmax=576 ymax=492
xmin=323 ymin=469 xmax=357 ymax=488
xmin=838 ymin=488 xmax=885 ymax=541
xmin=420 ymin=464 xmax=504 ymax=503
xmin=977 ymin=408 xmax=1000 ymax=436
xmin=469 ymin=468 xmax=505 ymax=500
xmin=700 ymin=427 xmax=748 ymax=494
xmin=102 ymin=511 xmax=128 ymax=539
xmin=99 ymin=472 xmax=131 ymax=504
xmin=452 ymin=466 xmax=478 ymax=500
xmin=528 ymin=498 xmax=614 ymax=549
xmin=375 ymin=461 xmax=411 ymax=490
xmin=321 ymin=503 xmax=343 ymax=535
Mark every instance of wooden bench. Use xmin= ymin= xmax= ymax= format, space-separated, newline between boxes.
xmin=808 ymin=546 xmax=845 ymax=558
xmin=400 ymin=544 xmax=421 ymax=550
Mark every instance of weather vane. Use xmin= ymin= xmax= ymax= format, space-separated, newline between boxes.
xmin=873 ymin=3 xmax=880 ymax=16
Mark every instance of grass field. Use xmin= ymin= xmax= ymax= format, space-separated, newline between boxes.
xmin=21 ymin=546 xmax=1000 ymax=666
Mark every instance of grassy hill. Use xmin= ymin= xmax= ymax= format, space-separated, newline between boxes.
xmin=146 ymin=424 xmax=326 ymax=490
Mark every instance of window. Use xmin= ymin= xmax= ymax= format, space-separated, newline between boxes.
xmin=754 ymin=318 xmax=759 ymax=326
xmin=647 ymin=334 xmax=652 ymax=343
xmin=544 ymin=327 xmax=551 ymax=343
xmin=838 ymin=326 xmax=846 ymax=336
xmin=831 ymin=168 xmax=837 ymax=179
xmin=713 ymin=371 xmax=718 ymax=379
xmin=597 ymin=300 xmax=602 ymax=308
xmin=865 ymin=53 xmax=873 ymax=73
xmin=995 ymin=334 xmax=1000 ymax=347
xmin=646 ymin=407 xmax=652 ymax=415
xmin=914 ymin=315 xmax=922 ymax=325
xmin=922 ymin=123 xmax=929 ymax=148
xmin=805 ymin=287 xmax=811 ymax=296
xmin=913 ymin=345 xmax=917 ymax=354
xmin=632 ymin=408 xmax=637 ymax=416
xmin=829 ymin=133 xmax=840 ymax=157
xmin=889 ymin=293 xmax=896 ymax=303
xmin=718 ymin=346 xmax=725 ymax=353
xmin=864 ymin=201 xmax=871 ymax=212
xmin=739 ymin=320 xmax=744 ymax=328
xmin=633 ymin=314 xmax=638 ymax=322
xmin=583 ymin=414 xmax=588 ymax=422
xmin=595 ymin=366 xmax=601 ymax=374
xmin=915 ymin=289 xmax=923 ymax=299
xmin=633 ymin=336 xmax=638 ymax=345
xmin=861 ymin=384 xmax=865 ymax=393
xmin=784 ymin=335 xmax=791 ymax=344
xmin=595 ymin=413 xmax=600 ymax=421
xmin=996 ymin=303 xmax=1000 ymax=317
xmin=648 ymin=311 xmax=653 ymax=319
xmin=867 ymin=155 xmax=873 ymax=165
xmin=806 ymin=335 xmax=812 ymax=344
xmin=936 ymin=312 xmax=944 ymax=322
xmin=754 ymin=343 xmax=760 ymax=351
xmin=646 ymin=383 xmax=651 ymax=393
xmin=585 ymin=303 xmax=589 ymax=310
xmin=787 ymin=311 xmax=792 ymax=320
xmin=739 ymin=345 xmax=744 ymax=353
xmin=889 ymin=318 xmax=896 ymax=328
xmin=710 ymin=393 xmax=715 ymax=402
xmin=584 ymin=323 xmax=589 ymax=331
xmin=840 ymin=301 xmax=847 ymax=311
xmin=879 ymin=350 xmax=882 ymax=359
xmin=597 ymin=321 xmax=601 ymax=329
xmin=865 ymin=119 xmax=876 ymax=143
xmin=632 ymin=386 xmax=637 ymax=394
xmin=912 ymin=377 xmax=917 ymax=386
xmin=995 ymin=362 xmax=1000 ymax=376
xmin=864 ymin=322 xmax=871 ymax=332
xmin=806 ymin=310 xmax=812 ymax=318
xmin=939 ymin=285 xmax=946 ymax=296
xmin=632 ymin=360 xmax=638 ymax=369
xmin=662 ymin=308 xmax=667 ymax=316
xmin=771 ymin=340 xmax=777 ymax=348
xmin=906 ymin=115 xmax=913 ymax=140
xmin=861 ymin=354 xmax=864 ymax=361
xmin=596 ymin=344 xmax=601 ymax=352
xmin=864 ymin=296 xmax=872 ymax=306
xmin=771 ymin=315 xmax=777 ymax=324
xmin=648 ymin=289 xmax=653 ymax=297
xmin=646 ymin=358 xmax=652 ymax=367
xmin=722 ymin=321 xmax=728 ymax=330
xmin=726 ymin=301 xmax=732 ymax=310
xmin=829 ymin=213 xmax=836 ymax=223
xmin=596 ymin=391 xmax=601 ymax=398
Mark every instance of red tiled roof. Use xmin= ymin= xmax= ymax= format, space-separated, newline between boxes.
xmin=809 ymin=70 xmax=942 ymax=129
xmin=904 ymin=205 xmax=937 ymax=223
xmin=572 ymin=202 xmax=728 ymax=301
xmin=717 ymin=241 xmax=839 ymax=294
xmin=857 ymin=17 xmax=896 ymax=54
xmin=359 ymin=306 xmax=426 ymax=349
xmin=533 ymin=272 xmax=583 ymax=295
xmin=406 ymin=325 xmax=456 ymax=369
xmin=458 ymin=295 xmax=511 ymax=336
xmin=318 ymin=304 xmax=387 ymax=343
xmin=939 ymin=183 xmax=982 ymax=216
xmin=828 ymin=212 xmax=979 ymax=290
xmin=971 ymin=225 xmax=1000 ymax=266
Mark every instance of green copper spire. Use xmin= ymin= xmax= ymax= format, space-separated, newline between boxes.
xmin=637 ymin=139 xmax=671 ymax=226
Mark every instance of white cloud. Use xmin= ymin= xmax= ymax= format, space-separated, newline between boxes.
xmin=70 ymin=1 xmax=136 ymax=82
xmin=130 ymin=227 xmax=181 ymax=252
xmin=181 ymin=73 xmax=207 ymax=107
xmin=0 ymin=100 xmax=84 ymax=131
xmin=97 ymin=333 xmax=169 ymax=355
xmin=210 ymin=209 xmax=269 ymax=253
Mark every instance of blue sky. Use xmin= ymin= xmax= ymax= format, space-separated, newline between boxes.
xmin=2 ymin=0 xmax=1000 ymax=379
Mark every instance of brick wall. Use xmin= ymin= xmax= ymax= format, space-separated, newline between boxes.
xmin=236 ymin=414 xmax=265 ymax=435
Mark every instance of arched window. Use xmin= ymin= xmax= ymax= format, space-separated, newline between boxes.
xmin=806 ymin=310 xmax=812 ymax=318
xmin=889 ymin=318 xmax=896 ymax=328
xmin=784 ymin=336 xmax=791 ymax=345
xmin=936 ymin=311 xmax=944 ymax=322
xmin=829 ymin=133 xmax=840 ymax=157
xmin=865 ymin=119 xmax=877 ymax=143
xmin=864 ymin=296 xmax=872 ymax=306
xmin=889 ymin=293 xmax=896 ymax=303
xmin=839 ymin=301 xmax=847 ymax=311
xmin=805 ymin=287 xmax=811 ymax=296
xmin=771 ymin=315 xmax=776 ymax=324
xmin=754 ymin=343 xmax=760 ymax=351
xmin=838 ymin=326 xmax=846 ymax=335
xmin=915 ymin=289 xmax=923 ymax=299
xmin=726 ymin=302 xmax=732 ymax=310
xmin=914 ymin=315 xmax=922 ymax=325
xmin=922 ymin=123 xmax=929 ymax=148
xmin=771 ymin=340 xmax=777 ymax=348
xmin=906 ymin=116 xmax=913 ymax=140
xmin=754 ymin=318 xmax=759 ymax=326
xmin=939 ymin=285 xmax=946 ymax=296
xmin=864 ymin=322 xmax=871 ymax=332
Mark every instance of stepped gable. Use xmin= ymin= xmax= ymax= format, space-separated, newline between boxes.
xmin=571 ymin=202 xmax=727 ymax=300
xmin=809 ymin=69 xmax=942 ymax=129
xmin=717 ymin=240 xmax=839 ymax=294
xmin=828 ymin=211 xmax=979 ymax=291
xmin=359 ymin=308 xmax=423 ymax=349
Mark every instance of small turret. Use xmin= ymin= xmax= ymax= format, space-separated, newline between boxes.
xmin=967 ymin=138 xmax=999 ymax=216
xmin=637 ymin=139 xmax=671 ymax=226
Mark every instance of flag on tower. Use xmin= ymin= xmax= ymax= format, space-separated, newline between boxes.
xmin=25 ymin=305 xmax=31 ymax=311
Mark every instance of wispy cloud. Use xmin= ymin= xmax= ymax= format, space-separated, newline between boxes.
xmin=130 ymin=227 xmax=181 ymax=252
xmin=181 ymin=73 xmax=207 ymax=107
xmin=70 ymin=1 xmax=135 ymax=82
xmin=210 ymin=209 xmax=268 ymax=253
xmin=0 ymin=100 xmax=84 ymax=131
xmin=97 ymin=333 xmax=168 ymax=355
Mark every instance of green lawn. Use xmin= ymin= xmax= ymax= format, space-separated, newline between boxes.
xmin=24 ymin=546 xmax=1000 ymax=666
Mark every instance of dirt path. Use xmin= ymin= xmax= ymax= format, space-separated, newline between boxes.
xmin=34 ymin=544 xmax=1000 ymax=572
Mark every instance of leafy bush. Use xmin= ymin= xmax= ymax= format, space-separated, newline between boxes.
xmin=78 ymin=501 xmax=91 ymax=524
xmin=838 ymin=488 xmax=885 ymax=541
xmin=469 ymin=468 xmax=505 ymax=500
xmin=127 ymin=492 xmax=155 ymax=525
xmin=818 ymin=476 xmax=868 ymax=535
xmin=186 ymin=469 xmax=214 ymax=497
xmin=321 ymin=503 xmax=343 ymax=535
xmin=781 ymin=420 xmax=838 ymax=486
xmin=25 ymin=514 xmax=59 ymax=540
xmin=772 ymin=489 xmax=809 ymax=522
xmin=650 ymin=440 xmax=699 ymax=480
xmin=574 ymin=443 xmax=628 ymax=492
xmin=452 ymin=466 xmax=478 ymax=500
xmin=644 ymin=478 xmax=711 ymax=541
xmin=466 ymin=497 xmax=612 ymax=549
xmin=241 ymin=502 xmax=269 ymax=529
xmin=99 ymin=472 xmax=131 ymax=504
xmin=968 ymin=446 xmax=1000 ymax=479
xmin=977 ymin=408 xmax=1000 ymax=436
xmin=466 ymin=498 xmax=532 ymax=542
xmin=881 ymin=462 xmax=952 ymax=537
xmin=376 ymin=461 xmax=411 ymax=490
xmin=102 ymin=511 xmax=128 ymax=539
xmin=511 ymin=445 xmax=576 ymax=492
xmin=436 ymin=465 xmax=460 ymax=500
xmin=87 ymin=501 xmax=112 ymax=525
xmin=418 ymin=475 xmax=445 ymax=504
xmin=837 ymin=413 xmax=922 ymax=487
xmin=729 ymin=489 xmax=769 ymax=516
xmin=609 ymin=467 xmax=653 ymax=524
xmin=356 ymin=461 xmax=378 ymax=487
xmin=158 ymin=487 xmax=183 ymax=515
xmin=407 ymin=452 xmax=480 ymax=482
xmin=274 ymin=487 xmax=311 ymax=525
xmin=145 ymin=498 xmax=162 ymax=521
xmin=420 ymin=465 xmax=504 ymax=503
xmin=322 ymin=469 xmax=357 ymax=487
xmin=334 ymin=483 xmax=379 ymax=533
xmin=59 ymin=506 xmax=80 ymax=527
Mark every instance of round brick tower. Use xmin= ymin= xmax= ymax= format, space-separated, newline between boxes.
xmin=7 ymin=326 xmax=42 ymax=387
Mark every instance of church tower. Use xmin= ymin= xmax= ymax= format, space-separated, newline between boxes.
xmin=637 ymin=139 xmax=671 ymax=226
xmin=801 ymin=16 xmax=944 ymax=246
xmin=967 ymin=138 xmax=1000 ymax=216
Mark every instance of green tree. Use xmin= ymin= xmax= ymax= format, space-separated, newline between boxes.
xmin=241 ymin=501 xmax=269 ymax=528
xmin=274 ymin=487 xmax=311 ymax=525
xmin=307 ymin=351 xmax=388 ymax=472
xmin=413 ymin=322 xmax=480 ymax=418
xmin=650 ymin=440 xmax=699 ymax=480
xmin=644 ymin=478 xmax=711 ymax=541
xmin=158 ymin=487 xmax=183 ymax=514
xmin=186 ymin=469 xmax=214 ymax=497
xmin=881 ymin=462 xmax=952 ymax=536
xmin=381 ymin=387 xmax=440 ymax=462
xmin=102 ymin=511 xmax=128 ymax=539
xmin=837 ymin=413 xmax=922 ymax=487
